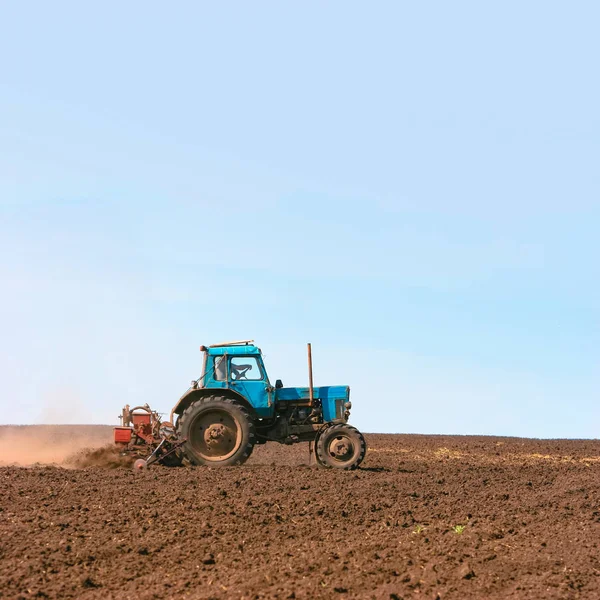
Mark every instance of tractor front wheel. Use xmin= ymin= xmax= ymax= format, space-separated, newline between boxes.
xmin=315 ymin=423 xmax=366 ymax=470
xmin=179 ymin=397 xmax=255 ymax=466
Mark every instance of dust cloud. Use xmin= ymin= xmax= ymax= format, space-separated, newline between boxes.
xmin=66 ymin=444 xmax=135 ymax=468
xmin=0 ymin=425 xmax=113 ymax=467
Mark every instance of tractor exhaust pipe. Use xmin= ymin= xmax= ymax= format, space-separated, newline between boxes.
xmin=307 ymin=343 xmax=314 ymax=407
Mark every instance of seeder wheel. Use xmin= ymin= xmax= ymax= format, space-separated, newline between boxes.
xmin=133 ymin=458 xmax=147 ymax=471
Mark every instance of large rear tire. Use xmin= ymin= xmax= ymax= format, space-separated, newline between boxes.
xmin=315 ymin=423 xmax=366 ymax=470
xmin=179 ymin=396 xmax=255 ymax=466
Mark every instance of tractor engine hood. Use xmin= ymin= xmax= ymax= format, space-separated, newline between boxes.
xmin=275 ymin=385 xmax=350 ymax=402
xmin=276 ymin=385 xmax=350 ymax=422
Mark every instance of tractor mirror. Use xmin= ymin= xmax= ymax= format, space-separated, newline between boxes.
xmin=275 ymin=379 xmax=283 ymax=389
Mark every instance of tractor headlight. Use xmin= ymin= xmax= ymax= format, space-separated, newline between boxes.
xmin=344 ymin=401 xmax=351 ymax=421
xmin=190 ymin=380 xmax=198 ymax=389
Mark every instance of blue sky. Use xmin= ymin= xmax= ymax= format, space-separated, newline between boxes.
xmin=1 ymin=1 xmax=598 ymax=437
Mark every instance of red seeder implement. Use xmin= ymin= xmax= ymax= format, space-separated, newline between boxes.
xmin=114 ymin=404 xmax=186 ymax=470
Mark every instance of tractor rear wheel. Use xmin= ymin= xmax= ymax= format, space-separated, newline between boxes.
xmin=315 ymin=423 xmax=366 ymax=470
xmin=179 ymin=396 xmax=255 ymax=466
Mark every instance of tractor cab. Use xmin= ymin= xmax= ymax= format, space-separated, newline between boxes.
xmin=196 ymin=340 xmax=273 ymax=417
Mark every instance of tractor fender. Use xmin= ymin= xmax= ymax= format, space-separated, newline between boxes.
xmin=170 ymin=387 xmax=256 ymax=425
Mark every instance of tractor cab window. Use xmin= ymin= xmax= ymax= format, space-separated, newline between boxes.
xmin=213 ymin=356 xmax=227 ymax=381
xmin=230 ymin=356 xmax=262 ymax=381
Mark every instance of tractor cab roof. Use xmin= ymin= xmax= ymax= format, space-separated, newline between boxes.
xmin=202 ymin=340 xmax=261 ymax=356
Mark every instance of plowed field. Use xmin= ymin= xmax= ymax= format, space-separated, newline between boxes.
xmin=1 ymin=427 xmax=599 ymax=599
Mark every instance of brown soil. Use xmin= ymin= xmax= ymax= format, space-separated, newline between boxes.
xmin=1 ymin=428 xmax=599 ymax=599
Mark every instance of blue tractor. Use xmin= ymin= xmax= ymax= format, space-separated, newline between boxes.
xmin=168 ymin=340 xmax=367 ymax=469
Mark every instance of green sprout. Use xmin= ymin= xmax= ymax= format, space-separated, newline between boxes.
xmin=452 ymin=524 xmax=466 ymax=534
